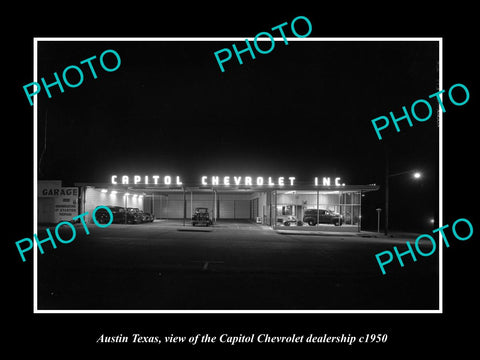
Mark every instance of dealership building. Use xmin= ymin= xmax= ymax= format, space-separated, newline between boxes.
xmin=42 ymin=174 xmax=380 ymax=231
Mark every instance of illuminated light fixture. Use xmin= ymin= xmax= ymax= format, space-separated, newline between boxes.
xmin=124 ymin=192 xmax=130 ymax=196
xmin=413 ymin=172 xmax=422 ymax=179
xmin=101 ymin=189 xmax=108 ymax=193
xmin=132 ymin=194 xmax=138 ymax=198
xmin=110 ymin=190 xmax=117 ymax=195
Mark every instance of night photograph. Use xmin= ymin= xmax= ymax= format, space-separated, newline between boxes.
xmin=6 ymin=5 xmax=477 ymax=356
xmin=31 ymin=39 xmax=440 ymax=311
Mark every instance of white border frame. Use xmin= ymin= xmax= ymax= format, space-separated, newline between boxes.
xmin=33 ymin=37 xmax=443 ymax=314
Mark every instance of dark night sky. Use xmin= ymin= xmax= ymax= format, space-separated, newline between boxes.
xmin=6 ymin=4 xmax=479 ymax=351
xmin=36 ymin=40 xmax=439 ymax=230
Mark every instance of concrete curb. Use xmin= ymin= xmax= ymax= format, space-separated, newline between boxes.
xmin=275 ymin=229 xmax=421 ymax=239
xmin=276 ymin=230 xmax=362 ymax=237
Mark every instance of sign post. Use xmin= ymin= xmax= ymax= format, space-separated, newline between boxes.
xmin=376 ymin=208 xmax=382 ymax=233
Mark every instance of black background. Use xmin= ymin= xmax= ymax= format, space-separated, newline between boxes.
xmin=5 ymin=2 xmax=477 ymax=356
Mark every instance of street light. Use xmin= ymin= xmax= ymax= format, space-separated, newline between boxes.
xmin=384 ymin=169 xmax=422 ymax=235
xmin=389 ymin=170 xmax=422 ymax=178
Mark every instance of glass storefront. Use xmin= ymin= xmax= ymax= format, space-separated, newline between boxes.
xmin=78 ymin=181 xmax=377 ymax=231
xmin=273 ymin=190 xmax=362 ymax=229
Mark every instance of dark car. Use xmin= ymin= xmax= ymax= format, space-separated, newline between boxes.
xmin=303 ymin=209 xmax=343 ymax=226
xmin=139 ymin=211 xmax=154 ymax=223
xmin=126 ymin=207 xmax=143 ymax=224
xmin=192 ymin=207 xmax=213 ymax=226
xmin=94 ymin=206 xmax=126 ymax=224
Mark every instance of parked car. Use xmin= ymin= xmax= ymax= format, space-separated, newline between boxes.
xmin=94 ymin=206 xmax=126 ymax=224
xmin=276 ymin=215 xmax=303 ymax=226
xmin=303 ymin=209 xmax=343 ymax=226
xmin=192 ymin=207 xmax=213 ymax=226
xmin=140 ymin=211 xmax=155 ymax=222
xmin=126 ymin=207 xmax=143 ymax=224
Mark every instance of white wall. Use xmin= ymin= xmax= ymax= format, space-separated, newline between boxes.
xmin=149 ymin=192 xmax=254 ymax=220
xmin=84 ymin=187 xmax=144 ymax=223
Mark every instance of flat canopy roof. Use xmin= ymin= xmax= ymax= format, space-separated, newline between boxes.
xmin=75 ymin=182 xmax=380 ymax=193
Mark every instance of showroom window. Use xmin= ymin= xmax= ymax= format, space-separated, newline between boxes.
xmin=273 ymin=190 xmax=362 ymax=228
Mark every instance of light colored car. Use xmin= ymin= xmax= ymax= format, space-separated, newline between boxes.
xmin=276 ymin=215 xmax=303 ymax=226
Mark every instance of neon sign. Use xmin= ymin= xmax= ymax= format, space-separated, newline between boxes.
xmin=314 ymin=177 xmax=344 ymax=186
xmin=111 ymin=175 xmax=183 ymax=185
xmin=201 ymin=176 xmax=295 ymax=186
xmin=111 ymin=175 xmax=345 ymax=187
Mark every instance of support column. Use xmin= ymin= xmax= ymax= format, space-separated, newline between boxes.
xmin=351 ymin=196 xmax=354 ymax=226
xmin=124 ymin=193 xmax=128 ymax=224
xmin=213 ymin=189 xmax=217 ymax=223
xmin=159 ymin=195 xmax=162 ymax=220
xmin=183 ymin=188 xmax=186 ymax=227
xmin=166 ymin=195 xmax=169 ymax=220
xmin=358 ymin=191 xmax=362 ymax=232
xmin=339 ymin=191 xmax=342 ymax=221
xmin=274 ymin=190 xmax=277 ymax=228
xmin=151 ymin=192 xmax=155 ymax=219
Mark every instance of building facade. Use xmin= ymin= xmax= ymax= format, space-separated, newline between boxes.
xmin=72 ymin=175 xmax=379 ymax=230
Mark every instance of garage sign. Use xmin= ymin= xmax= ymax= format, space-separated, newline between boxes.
xmin=38 ymin=183 xmax=79 ymax=222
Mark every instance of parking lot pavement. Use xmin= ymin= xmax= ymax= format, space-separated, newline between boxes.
xmin=36 ymin=221 xmax=439 ymax=311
